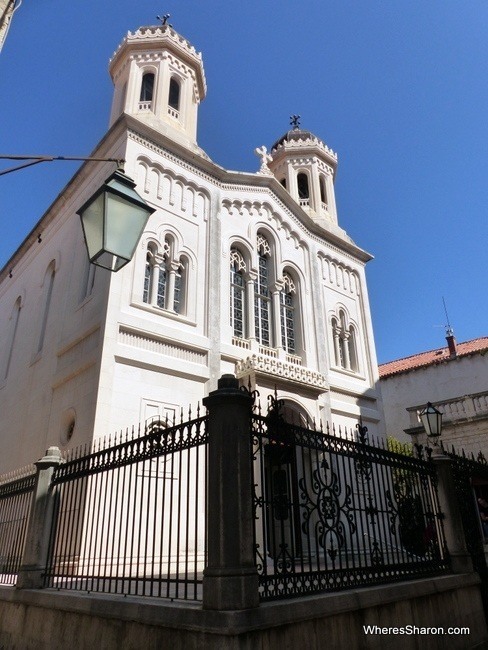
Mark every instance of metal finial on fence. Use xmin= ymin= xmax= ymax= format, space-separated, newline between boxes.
xmin=356 ymin=417 xmax=368 ymax=444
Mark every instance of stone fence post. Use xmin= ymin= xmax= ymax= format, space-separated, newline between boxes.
xmin=430 ymin=447 xmax=473 ymax=573
xmin=16 ymin=446 xmax=63 ymax=589
xmin=202 ymin=374 xmax=259 ymax=610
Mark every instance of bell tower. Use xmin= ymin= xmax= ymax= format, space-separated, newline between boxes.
xmin=108 ymin=22 xmax=207 ymax=150
xmin=268 ymin=118 xmax=339 ymax=227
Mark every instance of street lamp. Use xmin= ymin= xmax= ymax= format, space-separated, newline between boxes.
xmin=419 ymin=402 xmax=443 ymax=444
xmin=1 ymin=154 xmax=155 ymax=273
xmin=77 ymin=169 xmax=156 ymax=272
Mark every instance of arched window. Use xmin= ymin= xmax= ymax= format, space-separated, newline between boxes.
xmin=331 ymin=310 xmax=360 ymax=373
xmin=280 ymin=273 xmax=296 ymax=354
xmin=230 ymin=249 xmax=246 ymax=338
xmin=319 ymin=175 xmax=328 ymax=208
xmin=143 ymin=251 xmax=152 ymax=304
xmin=143 ymin=244 xmax=158 ymax=305
xmin=173 ymin=258 xmax=187 ymax=315
xmin=37 ymin=264 xmax=55 ymax=354
xmin=280 ymin=178 xmax=287 ymax=189
xmin=139 ymin=72 xmax=155 ymax=109
xmin=2 ymin=297 xmax=21 ymax=381
xmin=168 ymin=77 xmax=181 ymax=115
xmin=297 ymin=173 xmax=310 ymax=205
xmin=348 ymin=326 xmax=358 ymax=372
xmin=255 ymin=234 xmax=272 ymax=347
xmin=142 ymin=238 xmax=186 ymax=314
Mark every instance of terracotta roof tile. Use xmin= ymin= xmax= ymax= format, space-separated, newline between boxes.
xmin=379 ymin=337 xmax=488 ymax=379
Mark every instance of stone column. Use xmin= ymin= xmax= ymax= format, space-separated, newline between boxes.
xmin=16 ymin=447 xmax=63 ymax=589
xmin=202 ymin=375 xmax=259 ymax=610
xmin=149 ymin=261 xmax=159 ymax=305
xmin=430 ymin=447 xmax=473 ymax=573
xmin=311 ymin=161 xmax=322 ymax=214
xmin=343 ymin=331 xmax=351 ymax=370
xmin=167 ymin=262 xmax=178 ymax=310
xmin=333 ymin=326 xmax=341 ymax=366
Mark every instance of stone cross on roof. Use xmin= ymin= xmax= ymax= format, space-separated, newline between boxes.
xmin=254 ymin=145 xmax=273 ymax=175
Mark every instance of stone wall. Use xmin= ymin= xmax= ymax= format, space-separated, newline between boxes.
xmin=0 ymin=574 xmax=486 ymax=650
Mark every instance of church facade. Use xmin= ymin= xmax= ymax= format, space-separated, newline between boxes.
xmin=0 ymin=24 xmax=384 ymax=473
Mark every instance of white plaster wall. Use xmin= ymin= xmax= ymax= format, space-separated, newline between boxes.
xmin=380 ymin=354 xmax=488 ymax=440
xmin=0 ymin=183 xmax=109 ymax=472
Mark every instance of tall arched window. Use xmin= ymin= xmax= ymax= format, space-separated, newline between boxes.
xmin=319 ymin=175 xmax=328 ymax=208
xmin=297 ymin=173 xmax=310 ymax=205
xmin=173 ymin=258 xmax=187 ymax=315
xmin=2 ymin=297 xmax=21 ymax=381
xmin=230 ymin=249 xmax=246 ymax=338
xmin=348 ymin=326 xmax=358 ymax=372
xmin=255 ymin=234 xmax=272 ymax=347
xmin=37 ymin=263 xmax=55 ymax=354
xmin=280 ymin=273 xmax=296 ymax=354
xmin=168 ymin=77 xmax=181 ymax=115
xmin=143 ymin=244 xmax=159 ymax=305
xmin=139 ymin=72 xmax=155 ymax=109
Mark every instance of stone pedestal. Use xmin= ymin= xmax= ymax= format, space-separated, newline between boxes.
xmin=202 ymin=374 xmax=259 ymax=610
xmin=16 ymin=447 xmax=63 ymax=589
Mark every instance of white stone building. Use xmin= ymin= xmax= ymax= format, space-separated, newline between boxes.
xmin=0 ymin=23 xmax=384 ymax=473
xmin=379 ymin=332 xmax=488 ymax=455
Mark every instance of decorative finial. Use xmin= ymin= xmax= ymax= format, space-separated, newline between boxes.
xmin=356 ymin=416 xmax=368 ymax=444
xmin=157 ymin=14 xmax=172 ymax=27
xmin=254 ymin=145 xmax=273 ymax=175
xmin=290 ymin=114 xmax=301 ymax=129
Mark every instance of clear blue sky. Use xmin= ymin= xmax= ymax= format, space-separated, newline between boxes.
xmin=1 ymin=1 xmax=487 ymax=363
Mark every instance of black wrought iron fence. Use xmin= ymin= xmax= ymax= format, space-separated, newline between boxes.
xmin=44 ymin=411 xmax=208 ymax=601
xmin=251 ymin=396 xmax=450 ymax=601
xmin=444 ymin=444 xmax=488 ymax=617
xmin=0 ymin=466 xmax=36 ymax=585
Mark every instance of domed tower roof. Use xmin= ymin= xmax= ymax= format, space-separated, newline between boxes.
xmin=267 ymin=117 xmax=339 ymax=227
xmin=270 ymin=118 xmax=337 ymax=168
xmin=271 ymin=127 xmax=321 ymax=152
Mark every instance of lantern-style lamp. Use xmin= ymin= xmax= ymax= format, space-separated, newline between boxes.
xmin=77 ymin=169 xmax=155 ymax=272
xmin=419 ymin=402 xmax=443 ymax=442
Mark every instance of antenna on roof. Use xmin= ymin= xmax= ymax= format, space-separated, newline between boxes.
xmin=442 ymin=297 xmax=454 ymax=336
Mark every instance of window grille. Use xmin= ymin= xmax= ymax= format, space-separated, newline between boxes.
xmin=230 ymin=249 xmax=246 ymax=338
xmin=255 ymin=253 xmax=271 ymax=347
xmin=280 ymin=274 xmax=296 ymax=354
